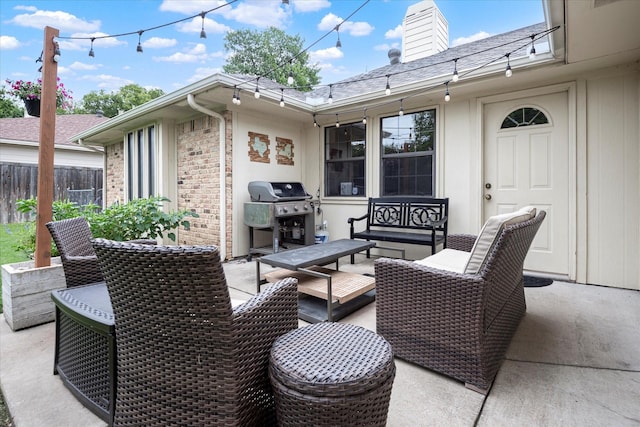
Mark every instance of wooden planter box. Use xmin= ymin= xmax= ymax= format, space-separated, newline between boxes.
xmin=1 ymin=258 xmax=66 ymax=331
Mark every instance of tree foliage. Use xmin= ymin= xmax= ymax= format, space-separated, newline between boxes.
xmin=75 ymin=84 xmax=164 ymax=118
xmin=0 ymin=88 xmax=24 ymax=118
xmin=223 ymin=27 xmax=320 ymax=91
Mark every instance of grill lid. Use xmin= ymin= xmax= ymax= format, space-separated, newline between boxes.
xmin=248 ymin=181 xmax=312 ymax=202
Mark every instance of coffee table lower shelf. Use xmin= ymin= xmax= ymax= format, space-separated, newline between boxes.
xmin=297 ymin=290 xmax=376 ymax=323
xmin=264 ymin=266 xmax=376 ymax=323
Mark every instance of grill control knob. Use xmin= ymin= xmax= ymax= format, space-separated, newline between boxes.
xmin=282 ymin=207 xmax=288 ymax=213
xmin=294 ymin=205 xmax=299 ymax=211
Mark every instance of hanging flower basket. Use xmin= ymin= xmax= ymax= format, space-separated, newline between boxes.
xmin=4 ymin=78 xmax=74 ymax=114
xmin=24 ymin=98 xmax=41 ymax=117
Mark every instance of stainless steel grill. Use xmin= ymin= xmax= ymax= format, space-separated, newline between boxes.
xmin=244 ymin=181 xmax=315 ymax=258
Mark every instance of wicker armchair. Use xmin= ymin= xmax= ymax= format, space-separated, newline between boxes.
xmin=46 ymin=217 xmax=104 ymax=288
xmin=91 ymin=239 xmax=299 ymax=427
xmin=375 ymin=210 xmax=545 ymax=393
xmin=47 ymin=217 xmax=156 ymax=288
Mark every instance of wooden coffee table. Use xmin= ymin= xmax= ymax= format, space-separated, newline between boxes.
xmin=256 ymin=239 xmax=376 ymax=322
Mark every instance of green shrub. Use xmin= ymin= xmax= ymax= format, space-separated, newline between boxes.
xmin=14 ymin=196 xmax=198 ymax=257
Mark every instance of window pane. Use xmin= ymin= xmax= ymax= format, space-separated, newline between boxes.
xmin=382 ymin=155 xmax=433 ymax=196
xmin=148 ymin=126 xmax=155 ymax=196
xmin=324 ymin=122 xmax=366 ymax=196
xmin=126 ymin=132 xmax=134 ymax=201
xmin=501 ymin=107 xmax=549 ymax=128
xmin=137 ymin=129 xmax=144 ymax=198
xmin=381 ymin=109 xmax=436 ymax=196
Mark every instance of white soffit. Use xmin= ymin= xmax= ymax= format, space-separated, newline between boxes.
xmin=566 ymin=0 xmax=640 ymax=64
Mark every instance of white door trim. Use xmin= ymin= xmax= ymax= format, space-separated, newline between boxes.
xmin=476 ymin=82 xmax=578 ymax=281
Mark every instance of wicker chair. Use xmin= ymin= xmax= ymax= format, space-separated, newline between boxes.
xmin=47 ymin=217 xmax=157 ymax=288
xmin=91 ymin=239 xmax=299 ymax=427
xmin=46 ymin=217 xmax=105 ymax=288
xmin=375 ymin=210 xmax=545 ymax=393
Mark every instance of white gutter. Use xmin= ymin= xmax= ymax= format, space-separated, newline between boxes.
xmin=186 ymin=93 xmax=227 ymax=261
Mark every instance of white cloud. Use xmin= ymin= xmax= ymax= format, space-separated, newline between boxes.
xmin=309 ymin=46 xmax=343 ymax=72
xmin=293 ymin=0 xmax=330 ymax=13
xmin=225 ymin=1 xmax=289 ymax=28
xmin=187 ymin=66 xmax=224 ymax=83
xmin=153 ymin=43 xmax=223 ymax=63
xmin=57 ymin=33 xmax=127 ymax=52
xmin=79 ymin=74 xmax=134 ymax=91
xmin=385 ymin=24 xmax=402 ymax=39
xmin=10 ymin=9 xmax=100 ymax=32
xmin=452 ymin=31 xmax=492 ymax=47
xmin=0 ymin=36 xmax=21 ymax=50
xmin=177 ymin=16 xmax=231 ymax=35
xmin=343 ymin=21 xmax=374 ymax=37
xmin=318 ymin=13 xmax=372 ymax=37
xmin=374 ymin=42 xmax=400 ymax=52
xmin=14 ymin=5 xmax=37 ymax=11
xmin=318 ymin=13 xmax=341 ymax=31
xmin=56 ymin=66 xmax=71 ymax=76
xmin=143 ymin=37 xmax=177 ymax=49
xmin=69 ymin=61 xmax=102 ymax=71
xmin=159 ymin=0 xmax=228 ymax=14
xmin=161 ymin=0 xmax=289 ymax=27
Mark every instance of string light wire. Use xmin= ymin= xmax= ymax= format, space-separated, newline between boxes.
xmin=54 ymin=2 xmax=556 ymax=123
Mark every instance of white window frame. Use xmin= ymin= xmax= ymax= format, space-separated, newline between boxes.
xmin=125 ymin=124 xmax=157 ymax=201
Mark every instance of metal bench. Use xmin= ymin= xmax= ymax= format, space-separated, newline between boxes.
xmin=347 ymin=196 xmax=449 ymax=262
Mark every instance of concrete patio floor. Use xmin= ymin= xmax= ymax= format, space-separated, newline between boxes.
xmin=1 ymin=254 xmax=639 ymax=426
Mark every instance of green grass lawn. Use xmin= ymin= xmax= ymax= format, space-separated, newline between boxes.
xmin=0 ymin=223 xmax=31 ymax=314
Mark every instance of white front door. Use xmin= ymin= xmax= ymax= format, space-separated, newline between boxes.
xmin=483 ymin=91 xmax=570 ymax=277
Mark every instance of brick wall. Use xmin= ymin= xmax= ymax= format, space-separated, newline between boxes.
xmin=105 ymin=142 xmax=124 ymax=206
xmin=100 ymin=114 xmax=233 ymax=259
xmin=176 ymin=112 xmax=233 ymax=258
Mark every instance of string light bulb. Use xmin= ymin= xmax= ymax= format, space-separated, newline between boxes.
xmin=200 ymin=12 xmax=207 ymax=39
xmin=385 ymin=74 xmax=391 ymax=95
xmin=313 ymin=114 xmax=318 ymax=127
xmin=452 ymin=58 xmax=459 ymax=82
xmin=328 ymin=84 xmax=333 ymax=104
xmin=335 ymin=113 xmax=340 ymax=127
xmin=444 ymin=82 xmax=451 ymax=102
xmin=232 ymin=86 xmax=239 ymax=105
xmin=88 ymin=38 xmax=95 ymax=57
xmin=287 ymin=63 xmax=294 ymax=85
xmin=362 ymin=109 xmax=367 ymax=125
xmin=279 ymin=89 xmax=285 ymax=107
xmin=528 ymin=35 xmax=536 ymax=60
xmin=399 ymin=99 xmax=404 ymax=116
xmin=254 ymin=78 xmax=260 ymax=99
xmin=505 ymin=53 xmax=512 ymax=77
xmin=52 ymin=41 xmax=61 ymax=63
xmin=335 ymin=25 xmax=342 ymax=48
xmin=136 ymin=31 xmax=144 ymax=53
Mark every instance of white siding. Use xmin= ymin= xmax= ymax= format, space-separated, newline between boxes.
xmin=585 ymin=73 xmax=640 ymax=289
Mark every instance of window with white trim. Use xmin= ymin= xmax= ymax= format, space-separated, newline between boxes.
xmin=501 ymin=107 xmax=549 ymax=128
xmin=324 ymin=121 xmax=367 ymax=197
xmin=125 ymin=125 xmax=156 ymax=201
xmin=381 ymin=109 xmax=436 ymax=196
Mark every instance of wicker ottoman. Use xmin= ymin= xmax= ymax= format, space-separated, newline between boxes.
xmin=269 ymin=322 xmax=395 ymax=426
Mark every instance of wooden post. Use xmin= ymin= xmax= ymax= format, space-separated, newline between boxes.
xmin=34 ymin=26 xmax=59 ymax=268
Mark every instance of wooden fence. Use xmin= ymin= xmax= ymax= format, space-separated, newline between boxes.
xmin=1 ymin=162 xmax=103 ymax=224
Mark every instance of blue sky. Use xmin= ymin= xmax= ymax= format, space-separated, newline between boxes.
xmin=0 ymin=0 xmax=544 ymax=102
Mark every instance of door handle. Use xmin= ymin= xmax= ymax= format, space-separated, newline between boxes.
xmin=484 ymin=194 xmax=492 ymax=200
